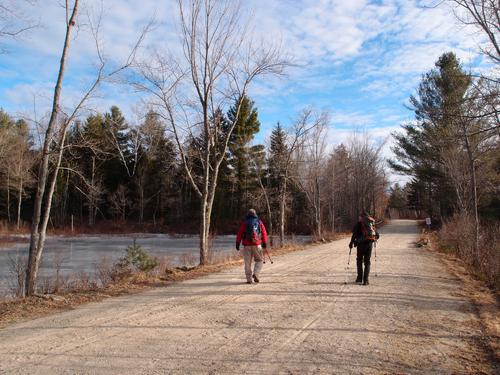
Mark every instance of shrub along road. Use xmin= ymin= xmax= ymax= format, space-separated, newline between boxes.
xmin=0 ymin=220 xmax=497 ymax=374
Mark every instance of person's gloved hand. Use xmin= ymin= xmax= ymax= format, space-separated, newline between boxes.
xmin=349 ymin=242 xmax=353 ymax=249
xmin=376 ymin=232 xmax=380 ymax=240
xmin=236 ymin=243 xmax=240 ymax=251
xmin=262 ymin=242 xmax=267 ymax=249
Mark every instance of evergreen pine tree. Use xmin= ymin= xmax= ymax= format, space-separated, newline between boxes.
xmin=390 ymin=52 xmax=472 ymax=218
xmin=225 ymin=95 xmax=262 ymax=218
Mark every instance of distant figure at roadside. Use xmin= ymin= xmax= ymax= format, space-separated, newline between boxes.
xmin=349 ymin=211 xmax=380 ymax=285
xmin=236 ymin=209 xmax=268 ymax=284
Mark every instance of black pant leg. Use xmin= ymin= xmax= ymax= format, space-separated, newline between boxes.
xmin=363 ymin=242 xmax=373 ymax=282
xmin=356 ymin=247 xmax=363 ymax=280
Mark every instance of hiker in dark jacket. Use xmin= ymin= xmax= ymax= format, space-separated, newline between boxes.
xmin=349 ymin=211 xmax=380 ymax=285
xmin=236 ymin=209 xmax=268 ymax=284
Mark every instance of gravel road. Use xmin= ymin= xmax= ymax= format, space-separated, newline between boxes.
xmin=0 ymin=220 xmax=496 ymax=374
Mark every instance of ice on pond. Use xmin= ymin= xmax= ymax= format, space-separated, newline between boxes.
xmin=0 ymin=233 xmax=310 ymax=297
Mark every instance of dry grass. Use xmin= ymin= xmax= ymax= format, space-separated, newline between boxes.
xmin=0 ymin=275 xmax=152 ymax=329
xmin=436 ymin=215 xmax=500 ymax=290
xmin=177 ymin=252 xmax=198 ymax=267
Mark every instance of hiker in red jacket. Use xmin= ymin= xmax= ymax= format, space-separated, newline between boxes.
xmin=236 ymin=209 xmax=268 ymax=284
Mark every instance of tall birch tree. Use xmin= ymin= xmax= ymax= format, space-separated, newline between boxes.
xmin=25 ymin=1 xmax=149 ymax=296
xmin=137 ymin=0 xmax=287 ymax=264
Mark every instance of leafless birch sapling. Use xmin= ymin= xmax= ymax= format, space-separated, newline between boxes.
xmin=25 ymin=1 xmax=150 ymax=296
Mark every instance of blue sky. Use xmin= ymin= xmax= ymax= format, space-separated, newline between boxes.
xmin=0 ymin=0 xmax=489 ymax=184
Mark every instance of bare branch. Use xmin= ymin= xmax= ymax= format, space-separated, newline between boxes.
xmin=445 ymin=0 xmax=500 ymax=64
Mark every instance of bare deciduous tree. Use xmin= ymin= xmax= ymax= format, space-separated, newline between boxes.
xmin=25 ymin=0 xmax=81 ymax=297
xmin=267 ymin=111 xmax=320 ymax=247
xmin=346 ymin=132 xmax=388 ymax=219
xmin=136 ymin=0 xmax=288 ymax=264
xmin=25 ymin=1 xmax=150 ymax=296
xmin=292 ymin=110 xmax=330 ymax=240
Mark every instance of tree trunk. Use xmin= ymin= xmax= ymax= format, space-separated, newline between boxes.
xmin=88 ymin=156 xmax=95 ymax=226
xmin=470 ymin=159 xmax=480 ymax=256
xmin=315 ymin=176 xmax=322 ymax=239
xmin=463 ymin=131 xmax=480 ymax=259
xmin=139 ymin=183 xmax=144 ymax=223
xmin=200 ymin=165 xmax=221 ymax=265
xmin=16 ymin=176 xmax=23 ymax=230
xmin=153 ymin=193 xmax=160 ymax=225
xmin=371 ymin=182 xmax=376 ymax=216
xmin=279 ymin=180 xmax=287 ymax=247
xmin=7 ymin=170 xmax=11 ymax=223
xmin=35 ymin=123 xmax=71 ymax=287
xmin=61 ymin=167 xmax=70 ymax=225
xmin=330 ymin=163 xmax=335 ymax=232
xmin=257 ymin=171 xmax=272 ymax=245
xmin=25 ymin=1 xmax=79 ymax=296
xmin=199 ymin=196 xmax=210 ymax=265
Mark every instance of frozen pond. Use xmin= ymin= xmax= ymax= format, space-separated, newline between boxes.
xmin=0 ymin=233 xmax=310 ymax=297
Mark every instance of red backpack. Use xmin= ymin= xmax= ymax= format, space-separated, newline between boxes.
xmin=359 ymin=216 xmax=377 ymax=242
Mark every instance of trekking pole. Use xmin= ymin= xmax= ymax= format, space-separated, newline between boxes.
xmin=344 ymin=247 xmax=352 ymax=285
xmin=374 ymin=241 xmax=378 ymax=277
xmin=265 ymin=248 xmax=274 ymax=264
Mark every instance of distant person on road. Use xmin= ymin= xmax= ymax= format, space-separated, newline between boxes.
xmin=236 ymin=209 xmax=268 ymax=284
xmin=349 ymin=211 xmax=380 ymax=285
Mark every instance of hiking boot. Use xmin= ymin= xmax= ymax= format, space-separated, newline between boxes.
xmin=246 ymin=280 xmax=252 ymax=284
xmin=252 ymin=274 xmax=260 ymax=283
xmin=363 ymin=279 xmax=369 ymax=285
xmin=355 ymin=277 xmax=362 ymax=283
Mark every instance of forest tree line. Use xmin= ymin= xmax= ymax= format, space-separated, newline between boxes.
xmin=0 ymin=98 xmax=389 ymax=240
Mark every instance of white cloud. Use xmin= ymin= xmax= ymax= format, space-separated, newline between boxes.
xmin=0 ymin=0 xmax=490 ymax=156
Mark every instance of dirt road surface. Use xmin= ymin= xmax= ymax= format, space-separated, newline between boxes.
xmin=0 ymin=220 xmax=497 ymax=374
